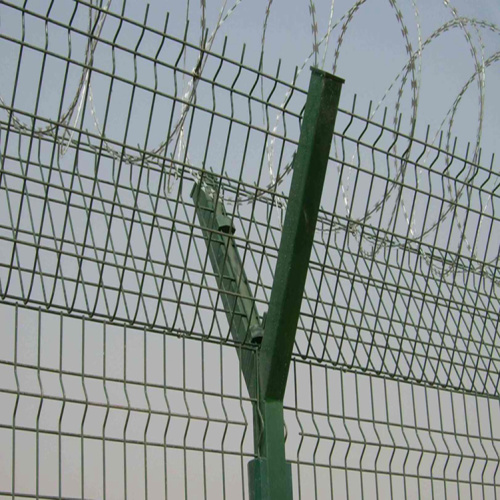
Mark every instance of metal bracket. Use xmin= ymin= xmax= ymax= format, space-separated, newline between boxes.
xmin=190 ymin=174 xmax=262 ymax=397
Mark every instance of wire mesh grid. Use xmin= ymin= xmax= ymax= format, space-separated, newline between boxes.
xmin=1 ymin=1 xmax=499 ymax=498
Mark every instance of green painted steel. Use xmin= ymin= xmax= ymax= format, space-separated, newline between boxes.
xmin=248 ymin=401 xmax=293 ymax=499
xmin=191 ymin=174 xmax=261 ymax=398
xmin=249 ymin=456 xmax=292 ymax=500
xmin=192 ymin=68 xmax=344 ymax=499
xmin=254 ymin=68 xmax=344 ymax=499
xmin=259 ymin=68 xmax=344 ymax=402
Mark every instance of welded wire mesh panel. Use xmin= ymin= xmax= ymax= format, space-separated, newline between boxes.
xmin=0 ymin=302 xmax=253 ymax=499
xmin=285 ymin=360 xmax=500 ymax=499
xmin=0 ymin=0 xmax=299 ymax=337
xmin=298 ymin=109 xmax=500 ymax=396
xmin=1 ymin=0 xmax=500 ymax=499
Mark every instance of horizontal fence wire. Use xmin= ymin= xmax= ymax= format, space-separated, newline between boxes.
xmin=1 ymin=0 xmax=499 ymax=498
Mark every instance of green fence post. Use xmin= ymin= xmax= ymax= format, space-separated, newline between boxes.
xmin=191 ymin=67 xmax=343 ymax=499
xmin=252 ymin=68 xmax=344 ymax=499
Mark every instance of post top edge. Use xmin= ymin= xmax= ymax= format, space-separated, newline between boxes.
xmin=310 ymin=66 xmax=345 ymax=84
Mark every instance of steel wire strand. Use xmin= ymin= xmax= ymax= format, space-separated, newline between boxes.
xmin=84 ymin=0 xmax=246 ymax=185
xmin=0 ymin=1 xmax=110 ymax=139
xmin=4 ymin=2 xmax=500 ymax=266
xmin=329 ymin=16 xmax=497 ymax=257
xmin=341 ymin=20 xmax=499 ymax=259
xmin=2 ymin=0 xmax=496 ymax=219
